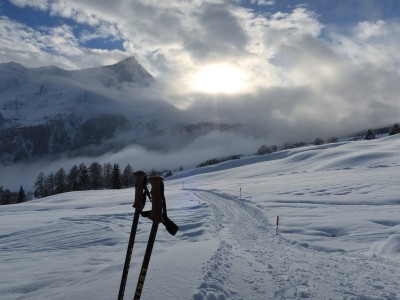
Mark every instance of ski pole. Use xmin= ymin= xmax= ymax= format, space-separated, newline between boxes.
xmin=133 ymin=176 xmax=164 ymax=300
xmin=140 ymin=180 xmax=179 ymax=236
xmin=140 ymin=210 xmax=178 ymax=236
xmin=118 ymin=171 xmax=150 ymax=300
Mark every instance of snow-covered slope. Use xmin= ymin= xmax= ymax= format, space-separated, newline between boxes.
xmin=1 ymin=135 xmax=400 ymax=299
xmin=0 ymin=57 xmax=154 ymax=124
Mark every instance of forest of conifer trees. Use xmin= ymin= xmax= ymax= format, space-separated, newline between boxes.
xmin=32 ymin=162 xmax=134 ymax=199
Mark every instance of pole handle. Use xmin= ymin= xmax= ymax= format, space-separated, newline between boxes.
xmin=148 ymin=176 xmax=164 ymax=224
xmin=133 ymin=171 xmax=146 ymax=209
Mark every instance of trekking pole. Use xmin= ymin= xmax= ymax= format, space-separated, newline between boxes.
xmin=133 ymin=176 xmax=164 ymax=300
xmin=140 ymin=182 xmax=178 ymax=236
xmin=118 ymin=171 xmax=150 ymax=300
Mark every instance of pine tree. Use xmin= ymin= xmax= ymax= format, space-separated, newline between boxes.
xmin=364 ymin=129 xmax=375 ymax=140
xmin=34 ymin=172 xmax=46 ymax=198
xmin=67 ymin=165 xmax=79 ymax=191
xmin=389 ymin=124 xmax=400 ymax=136
xmin=122 ymin=164 xmax=134 ymax=188
xmin=17 ymin=186 xmax=26 ymax=203
xmin=103 ymin=162 xmax=112 ymax=189
xmin=257 ymin=145 xmax=269 ymax=155
xmin=327 ymin=137 xmax=338 ymax=143
xmin=1 ymin=189 xmax=13 ymax=205
xmin=89 ymin=162 xmax=103 ymax=190
xmin=44 ymin=173 xmax=55 ymax=196
xmin=313 ymin=138 xmax=325 ymax=145
xmin=0 ymin=186 xmax=4 ymax=204
xmin=78 ymin=163 xmax=89 ymax=191
xmin=111 ymin=163 xmax=122 ymax=189
xmin=54 ymin=168 xmax=67 ymax=194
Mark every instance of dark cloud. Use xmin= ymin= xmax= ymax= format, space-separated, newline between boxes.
xmin=184 ymin=3 xmax=249 ymax=60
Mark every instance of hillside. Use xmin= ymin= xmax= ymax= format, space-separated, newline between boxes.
xmin=1 ymin=135 xmax=400 ymax=299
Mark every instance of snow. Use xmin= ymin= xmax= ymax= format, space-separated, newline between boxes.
xmin=0 ymin=58 xmax=154 ymax=126
xmin=1 ymin=135 xmax=400 ymax=299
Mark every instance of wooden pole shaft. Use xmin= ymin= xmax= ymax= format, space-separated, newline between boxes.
xmin=148 ymin=176 xmax=164 ymax=224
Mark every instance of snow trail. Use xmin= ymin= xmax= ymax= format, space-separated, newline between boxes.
xmin=190 ymin=189 xmax=400 ymax=300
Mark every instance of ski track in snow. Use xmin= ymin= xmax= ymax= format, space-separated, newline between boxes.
xmin=189 ymin=189 xmax=400 ymax=300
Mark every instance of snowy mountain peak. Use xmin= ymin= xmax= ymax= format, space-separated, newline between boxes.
xmin=0 ymin=62 xmax=27 ymax=76
xmin=113 ymin=56 xmax=141 ymax=67
xmin=0 ymin=61 xmax=24 ymax=69
xmin=0 ymin=55 xmax=157 ymax=129
xmin=106 ymin=56 xmax=154 ymax=84
xmin=0 ymin=61 xmax=23 ymax=68
xmin=72 ymin=56 xmax=154 ymax=86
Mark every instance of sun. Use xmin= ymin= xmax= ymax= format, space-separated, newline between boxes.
xmin=190 ymin=64 xmax=248 ymax=94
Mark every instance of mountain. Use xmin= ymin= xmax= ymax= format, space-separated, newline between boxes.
xmin=0 ymin=58 xmax=242 ymax=164
xmin=72 ymin=56 xmax=154 ymax=87
xmin=0 ymin=57 xmax=153 ymax=124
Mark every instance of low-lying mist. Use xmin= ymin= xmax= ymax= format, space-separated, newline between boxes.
xmin=0 ymin=131 xmax=265 ymax=192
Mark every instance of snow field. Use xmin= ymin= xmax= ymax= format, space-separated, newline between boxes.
xmin=172 ymin=135 xmax=400 ymax=259
xmin=1 ymin=135 xmax=400 ymax=299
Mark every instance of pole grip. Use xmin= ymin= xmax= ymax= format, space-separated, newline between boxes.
xmin=148 ymin=176 xmax=164 ymax=224
xmin=133 ymin=171 xmax=146 ymax=210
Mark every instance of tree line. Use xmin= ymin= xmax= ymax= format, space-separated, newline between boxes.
xmin=256 ymin=123 xmax=400 ymax=156
xmin=33 ymin=162 xmax=134 ymax=199
xmin=0 ymin=161 xmax=176 ymax=205
xmin=0 ymin=186 xmax=27 ymax=205
xmin=199 ymin=124 xmax=400 ymax=168
xmin=2 ymin=124 xmax=400 ymax=205
xmin=364 ymin=123 xmax=400 ymax=140
xmin=256 ymin=137 xmax=338 ymax=156
xmin=197 ymin=154 xmax=242 ymax=168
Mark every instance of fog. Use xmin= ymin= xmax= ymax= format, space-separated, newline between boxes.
xmin=0 ymin=131 xmax=266 ymax=192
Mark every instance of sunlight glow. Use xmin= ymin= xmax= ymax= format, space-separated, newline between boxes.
xmin=191 ymin=64 xmax=248 ymax=94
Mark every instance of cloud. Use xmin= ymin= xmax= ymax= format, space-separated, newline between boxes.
xmin=183 ymin=3 xmax=249 ymax=61
xmin=2 ymin=0 xmax=400 ymax=186
xmin=3 ymin=2 xmax=400 ymax=124
xmin=9 ymin=0 xmax=49 ymax=10
xmin=250 ymin=0 xmax=275 ymax=6
xmin=333 ymin=20 xmax=400 ymax=70
xmin=0 ymin=16 xmax=128 ymax=69
xmin=78 ymin=22 xmax=122 ymax=43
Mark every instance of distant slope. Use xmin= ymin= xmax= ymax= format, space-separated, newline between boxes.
xmin=169 ymin=134 xmax=400 ymax=180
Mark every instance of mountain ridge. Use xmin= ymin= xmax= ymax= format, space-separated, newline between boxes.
xmin=0 ymin=57 xmax=243 ymax=164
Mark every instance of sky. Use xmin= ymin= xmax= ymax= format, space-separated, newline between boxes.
xmin=1 ymin=0 xmax=400 ymax=75
xmin=1 ymin=0 xmax=400 ymax=140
